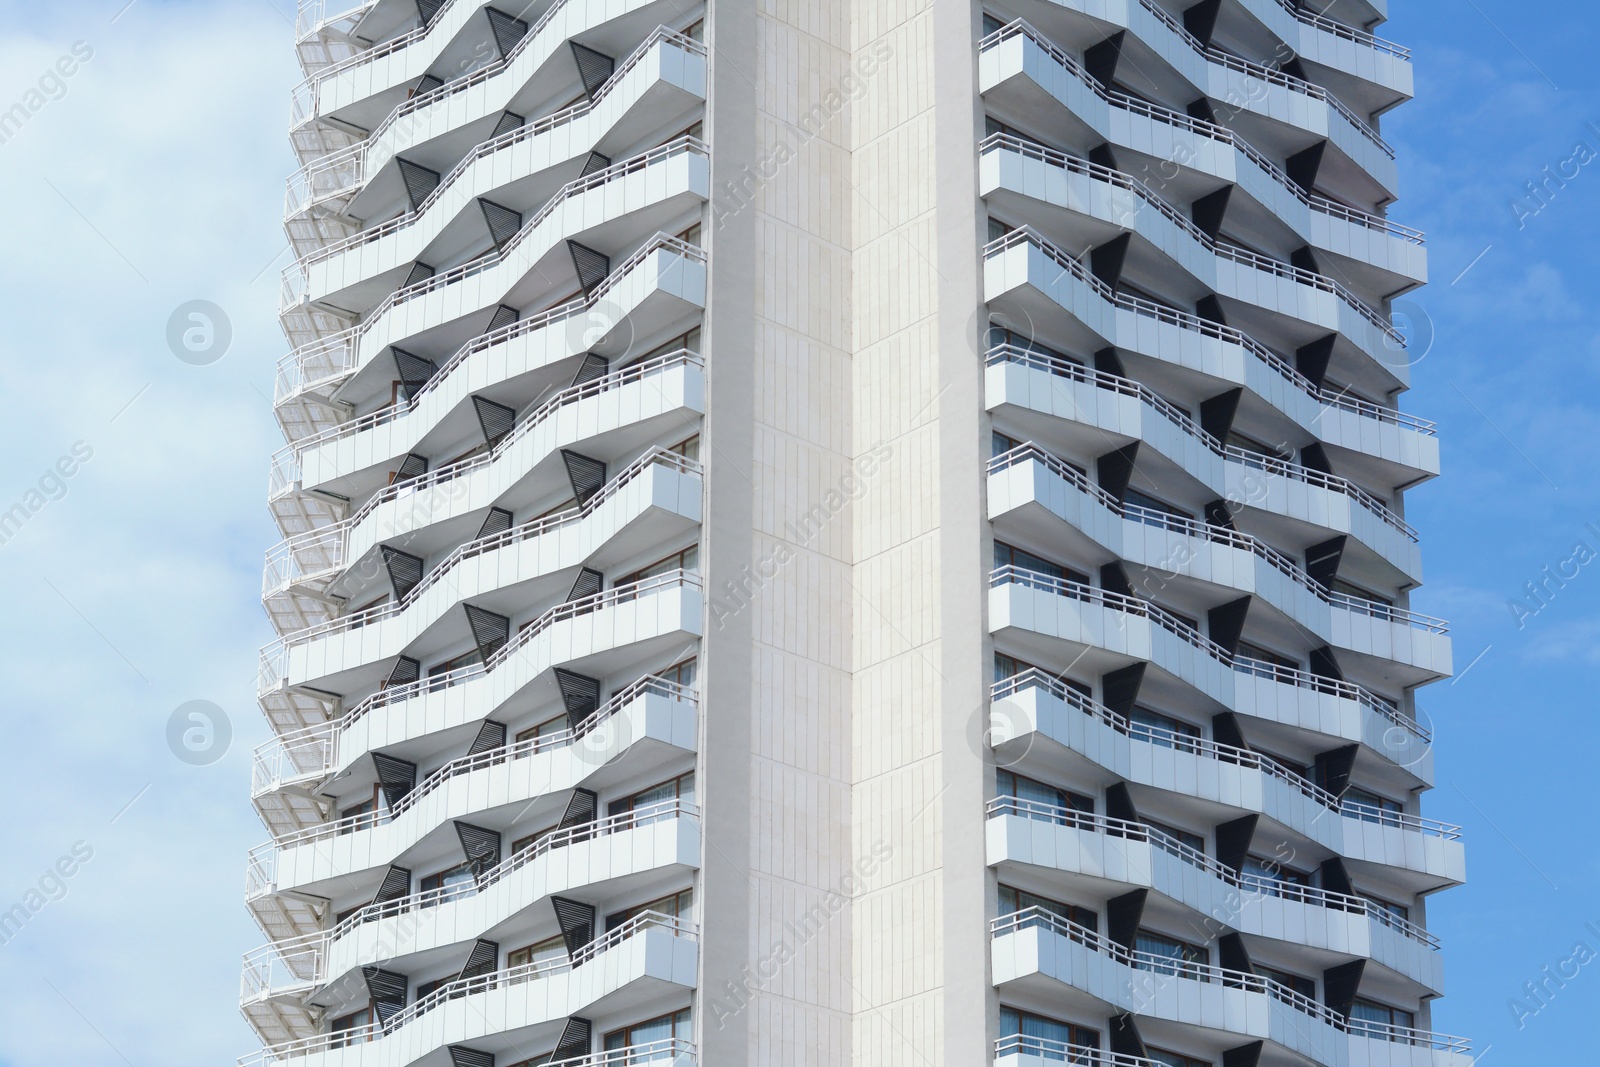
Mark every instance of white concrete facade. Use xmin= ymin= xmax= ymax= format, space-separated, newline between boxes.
xmin=247 ymin=1 xmax=1460 ymax=1064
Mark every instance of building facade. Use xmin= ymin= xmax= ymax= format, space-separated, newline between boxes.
xmin=245 ymin=0 xmax=1464 ymax=1065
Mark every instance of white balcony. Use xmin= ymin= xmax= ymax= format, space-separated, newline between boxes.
xmin=979 ymin=22 xmax=1418 ymax=390
xmin=286 ymin=28 xmax=707 ymax=261
xmin=1231 ymin=0 xmax=1413 ymax=102
xmin=242 ymin=805 xmax=698 ymax=1030
xmin=991 ymin=909 xmax=1469 ymax=1067
xmin=1028 ymin=0 xmax=1399 ymax=195
xmin=980 ymin=133 xmax=1422 ymax=339
xmin=239 ymin=913 xmax=698 ymax=1067
xmin=987 ymin=443 xmax=1450 ymax=680
xmin=980 ymin=286 xmax=1428 ymax=586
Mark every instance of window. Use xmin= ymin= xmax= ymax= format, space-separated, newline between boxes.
xmin=330 ymin=1008 xmax=372 ymax=1048
xmin=427 ymin=647 xmax=482 ymax=678
xmin=1351 ymin=998 xmax=1415 ymax=1032
xmin=1150 ymin=1050 xmax=1211 ymax=1067
xmin=606 ymin=888 xmax=694 ymax=932
xmin=1330 ymin=578 xmax=1393 ymax=608
xmin=1240 ymin=855 xmax=1310 ymax=895
xmin=1143 ymin=817 xmax=1205 ymax=855
xmin=1258 ymin=965 xmax=1316 ymax=1000
xmin=987 ymin=215 xmax=1016 ymax=242
xmin=1135 ymin=929 xmax=1208 ymax=974
xmin=986 ymin=326 xmax=1079 ymax=368
xmin=999 ymin=1007 xmax=1099 ymax=1056
xmin=505 ymin=935 xmax=567 ymax=984
xmin=1226 ymin=430 xmax=1292 ymax=461
xmin=997 ymin=770 xmax=1095 ymax=826
xmin=982 ymin=13 xmax=1007 ymax=37
xmin=994 ymin=542 xmax=1087 ymax=585
xmin=419 ymin=862 xmax=474 ymax=904
xmin=1129 ymin=707 xmax=1201 ymax=751
xmin=511 ymin=823 xmax=558 ymax=857
xmin=515 ymin=714 xmax=567 ymax=745
xmin=1123 ymin=488 xmax=1192 ymax=527
xmin=618 ymin=544 xmax=699 ymax=586
xmin=1343 ymin=786 xmax=1403 ymax=824
xmin=608 ymin=772 xmax=695 ymax=819
xmin=414 ymin=976 xmax=450 ymax=1003
xmin=1363 ymin=893 xmax=1410 ymax=923
xmin=603 ymin=1008 xmax=692 ymax=1051
xmin=338 ymin=787 xmax=380 ymax=835
xmin=999 ymin=885 xmax=1097 ymax=932
xmin=992 ymin=430 xmax=1023 ymax=458
xmin=661 ymin=657 xmax=697 ymax=689
xmin=668 ymin=434 xmax=700 ymax=461
xmin=1235 ymin=640 xmax=1299 ymax=670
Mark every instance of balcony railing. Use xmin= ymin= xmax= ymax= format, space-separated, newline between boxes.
xmin=989 ymin=441 xmax=1445 ymax=634
xmin=991 ymin=669 xmax=1455 ymax=843
xmin=982 ymin=331 xmax=1419 ymax=543
xmin=989 ymin=571 xmax=1438 ymax=747
xmin=239 ymin=912 xmax=697 ymax=1067
xmin=1271 ymin=0 xmax=1411 ymax=59
xmin=246 ymin=675 xmax=695 ymax=898
xmin=281 ymin=135 xmax=707 ymax=322
xmin=993 ymin=906 xmax=1465 ymax=1050
xmin=286 ymin=27 xmax=705 ymax=227
xmin=1132 ymin=0 xmax=1394 ymax=157
xmin=244 ymin=800 xmax=698 ymax=997
xmin=981 ymin=20 xmax=1421 ymax=255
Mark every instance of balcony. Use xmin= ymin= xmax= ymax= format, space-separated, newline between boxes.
xmin=286 ymin=27 xmax=706 ymax=260
xmin=238 ymin=912 xmax=698 ymax=1067
xmin=273 ymin=232 xmax=704 ymax=451
xmin=988 ymin=441 xmax=1450 ymax=681
xmin=248 ymin=675 xmax=696 ymax=940
xmin=979 ymin=293 xmax=1427 ymax=585
xmin=979 ymin=133 xmax=1423 ymax=343
xmin=978 ymin=21 xmax=1418 ymax=390
xmin=242 ymin=802 xmax=699 ymax=1041
xmin=992 ymin=907 xmax=1470 ymax=1067
xmin=1024 ymin=0 xmax=1399 ymax=196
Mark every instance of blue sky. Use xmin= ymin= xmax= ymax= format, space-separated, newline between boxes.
xmin=0 ymin=0 xmax=1592 ymax=1064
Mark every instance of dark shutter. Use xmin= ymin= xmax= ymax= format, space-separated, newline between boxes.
xmin=1324 ymin=958 xmax=1366 ymax=1017
xmin=385 ymin=655 xmax=421 ymax=688
xmin=1200 ymin=388 xmax=1243 ymax=443
xmin=1315 ymin=744 xmax=1360 ymax=798
xmin=1102 ymin=662 xmax=1146 ymax=718
xmin=552 ymin=896 xmax=596 ymax=955
xmin=467 ymin=719 xmax=506 ymax=756
xmin=1083 ymin=31 xmax=1125 ymax=88
xmin=1183 ymin=0 xmax=1224 ymax=44
xmin=392 ymin=348 xmax=439 ymax=401
xmin=561 ymin=450 xmax=607 ymax=507
xmin=569 ymin=41 xmax=615 ymax=97
xmin=477 ymin=199 xmax=522 ymax=251
xmin=470 ymin=395 xmax=516 ymax=448
xmin=1208 ymin=596 xmax=1251 ymax=656
xmin=553 ymin=1018 xmax=592 ymax=1060
xmin=567 ymin=240 xmax=611 ymax=297
xmin=370 ymin=865 xmax=411 ymax=905
xmin=476 ymin=507 xmax=514 ymax=540
xmin=571 ymin=353 xmax=610 ymax=386
xmin=1193 ymin=185 xmax=1232 ymax=239
xmin=1286 ymin=141 xmax=1329 ymax=193
xmin=457 ymin=938 xmax=499 ymax=982
xmin=554 ymin=668 xmax=603 ymax=730
xmin=1223 ymin=1043 xmax=1264 ymax=1067
xmin=396 ymin=158 xmax=441 ymax=211
xmin=567 ymin=567 xmax=604 ymax=602
xmin=1214 ymin=814 xmax=1258 ymax=874
xmin=381 ymin=547 xmax=424 ymax=601
xmin=1105 ymin=782 xmax=1139 ymax=824
xmin=395 ymin=453 xmax=429 ymax=484
xmin=463 ymin=603 xmax=510 ymax=661
xmin=372 ymin=752 xmax=417 ymax=808
xmin=1108 ymin=1014 xmax=1149 ymax=1059
xmin=454 ymin=820 xmax=502 ymax=881
xmin=484 ymin=7 xmax=529 ymax=56
xmin=1106 ymin=889 xmax=1147 ymax=950
xmin=490 ymin=111 xmax=524 ymax=139
xmin=1097 ymin=442 xmax=1140 ymax=501
xmin=1305 ymin=536 xmax=1346 ymax=589
xmin=579 ymin=151 xmax=612 ymax=178
xmin=1296 ymin=334 xmax=1337 ymax=388
xmin=362 ymin=966 xmax=408 ymax=1026
xmin=1089 ymin=233 xmax=1132 ymax=290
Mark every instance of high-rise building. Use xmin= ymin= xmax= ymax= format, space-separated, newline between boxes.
xmin=243 ymin=1 xmax=1465 ymax=1065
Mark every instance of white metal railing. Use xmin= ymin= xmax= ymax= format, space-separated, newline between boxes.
xmin=278 ymin=131 xmax=705 ymax=318
xmin=274 ymin=226 xmax=700 ymax=416
xmin=992 ymin=906 xmax=1464 ymax=1050
xmin=257 ymin=443 xmax=700 ymax=694
xmin=294 ymin=0 xmax=375 ymax=43
xmin=238 ymin=912 xmax=697 ymax=1067
xmin=1133 ymin=0 xmax=1393 ymax=158
xmin=277 ymin=235 xmax=701 ymax=461
xmin=988 ymin=440 xmax=1446 ymax=633
xmin=1274 ymin=0 xmax=1411 ymax=59
xmin=251 ymin=720 xmax=337 ymax=798
xmin=991 ymin=670 xmax=1454 ymax=841
xmin=246 ymin=801 xmax=697 ymax=993
xmin=982 ymin=20 xmax=1423 ymax=255
xmin=989 ymin=569 xmax=1432 ymax=743
xmin=285 ymin=27 xmax=704 ymax=226
xmin=982 ymin=289 xmax=1419 ymax=537
xmin=986 ymin=230 xmax=1426 ymax=491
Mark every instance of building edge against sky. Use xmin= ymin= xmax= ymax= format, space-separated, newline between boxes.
xmin=244 ymin=0 xmax=1464 ymax=1064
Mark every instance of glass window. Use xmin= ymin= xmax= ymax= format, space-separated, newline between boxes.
xmin=515 ymin=714 xmax=567 ymax=745
xmin=1143 ymin=818 xmax=1205 ymax=855
xmin=986 ymin=326 xmax=1078 ymax=367
xmin=414 ymin=976 xmax=450 ymax=1003
xmin=604 ymin=1008 xmax=692 ymax=1051
xmin=994 ymin=542 xmax=1087 ymax=584
xmin=1330 ymin=578 xmax=1393 ymax=607
xmin=982 ymin=13 xmax=1007 ymax=37
xmin=999 ymin=885 xmax=1097 ymax=932
xmin=427 ymin=647 xmax=483 ymax=678
xmin=661 ymin=657 xmax=697 ymax=689
xmin=1129 ymin=707 xmax=1201 ymax=750
xmin=1124 ymin=488 xmax=1192 ymax=523
xmin=992 ymin=430 xmax=1023 ymax=458
xmin=1150 ymin=1050 xmax=1211 ymax=1067
xmin=1235 ymin=640 xmax=1300 ymax=670
xmin=606 ymin=888 xmax=695 ymax=932
xmin=330 ymin=1007 xmax=372 ymax=1048
xmin=506 ymin=934 xmax=566 ymax=973
xmin=669 ymin=434 xmax=700 ymax=462
xmin=1259 ymin=965 xmax=1316 ymax=1000
xmin=619 ymin=545 xmax=699 ymax=586
xmin=1000 ymin=1006 xmax=1100 ymax=1055
xmin=1240 ymin=855 xmax=1310 ymax=893
xmin=1363 ymin=893 xmax=1410 ymax=923
xmin=1343 ymin=786 xmax=1403 ymax=822
xmin=419 ymin=862 xmax=474 ymax=903
xmin=1135 ymin=929 xmax=1208 ymax=973
xmin=608 ymin=772 xmax=695 ymax=819
xmin=1351 ymin=998 xmax=1414 ymax=1031
xmin=997 ymin=770 xmax=1094 ymax=826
